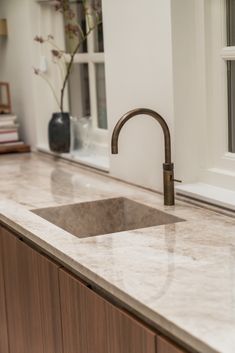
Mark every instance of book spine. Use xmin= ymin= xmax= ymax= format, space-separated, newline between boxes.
xmin=0 ymin=122 xmax=17 ymax=127
xmin=0 ymin=132 xmax=19 ymax=143
xmin=0 ymin=140 xmax=19 ymax=144
xmin=0 ymin=130 xmax=18 ymax=133
xmin=0 ymin=141 xmax=23 ymax=146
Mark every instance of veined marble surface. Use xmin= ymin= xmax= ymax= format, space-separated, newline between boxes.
xmin=0 ymin=153 xmax=235 ymax=353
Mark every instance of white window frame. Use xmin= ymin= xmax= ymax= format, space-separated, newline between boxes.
xmin=202 ymin=0 xmax=235 ymax=187
xmin=175 ymin=0 xmax=235 ymax=207
xmin=65 ymin=19 xmax=108 ymax=147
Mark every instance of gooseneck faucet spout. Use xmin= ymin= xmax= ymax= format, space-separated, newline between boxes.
xmin=111 ymin=108 xmax=175 ymax=206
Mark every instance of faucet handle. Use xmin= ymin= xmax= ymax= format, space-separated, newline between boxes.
xmin=173 ymin=178 xmax=182 ymax=183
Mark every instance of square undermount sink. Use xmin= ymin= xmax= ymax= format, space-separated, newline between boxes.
xmin=32 ymin=197 xmax=184 ymax=238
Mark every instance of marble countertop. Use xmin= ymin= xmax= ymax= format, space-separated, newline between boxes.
xmin=0 ymin=153 xmax=235 ymax=353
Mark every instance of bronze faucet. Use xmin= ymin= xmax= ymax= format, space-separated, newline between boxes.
xmin=111 ymin=108 xmax=175 ymax=206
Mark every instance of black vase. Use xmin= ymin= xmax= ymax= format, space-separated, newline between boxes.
xmin=48 ymin=112 xmax=70 ymax=153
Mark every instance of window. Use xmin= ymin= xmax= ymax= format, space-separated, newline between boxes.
xmin=173 ymin=0 xmax=235 ymax=208
xmin=227 ymin=0 xmax=235 ymax=152
xmin=65 ymin=0 xmax=108 ymax=144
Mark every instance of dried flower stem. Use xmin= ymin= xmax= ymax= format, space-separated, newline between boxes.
xmin=39 ymin=73 xmax=61 ymax=110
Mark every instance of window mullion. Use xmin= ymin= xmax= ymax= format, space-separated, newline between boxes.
xmin=71 ymin=53 xmax=105 ymax=63
xmin=86 ymin=14 xmax=94 ymax=54
xmin=226 ymin=0 xmax=235 ymax=153
xmin=89 ymin=62 xmax=98 ymax=129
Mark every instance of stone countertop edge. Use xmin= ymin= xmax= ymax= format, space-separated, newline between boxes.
xmin=0 ymin=199 xmax=223 ymax=353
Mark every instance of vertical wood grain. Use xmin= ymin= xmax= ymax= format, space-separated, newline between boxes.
xmin=157 ymin=336 xmax=186 ymax=353
xmin=0 ymin=228 xmax=9 ymax=353
xmin=1 ymin=226 xmax=63 ymax=353
xmin=59 ymin=268 xmax=157 ymax=353
xmin=0 ymin=225 xmax=187 ymax=353
xmin=107 ymin=301 xmax=156 ymax=353
xmin=37 ymin=252 xmax=63 ymax=353
xmin=1 ymin=227 xmax=44 ymax=353
xmin=59 ymin=268 xmax=97 ymax=353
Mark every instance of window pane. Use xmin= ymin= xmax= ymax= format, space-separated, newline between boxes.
xmin=227 ymin=0 xmax=235 ymax=45
xmin=64 ymin=2 xmax=87 ymax=54
xmin=94 ymin=22 xmax=104 ymax=52
xmin=227 ymin=0 xmax=235 ymax=152
xmin=228 ymin=61 xmax=235 ymax=152
xmin=69 ymin=63 xmax=91 ymax=118
xmin=86 ymin=0 xmax=104 ymax=52
xmin=95 ymin=63 xmax=107 ymax=129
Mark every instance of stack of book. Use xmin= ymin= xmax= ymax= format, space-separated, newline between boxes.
xmin=0 ymin=114 xmax=21 ymax=145
xmin=0 ymin=113 xmax=30 ymax=154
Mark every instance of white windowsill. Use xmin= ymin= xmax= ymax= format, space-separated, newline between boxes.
xmin=176 ymin=183 xmax=235 ymax=211
xmin=37 ymin=144 xmax=110 ymax=173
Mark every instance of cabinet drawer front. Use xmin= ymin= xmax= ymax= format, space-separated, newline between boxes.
xmin=59 ymin=268 xmax=157 ymax=353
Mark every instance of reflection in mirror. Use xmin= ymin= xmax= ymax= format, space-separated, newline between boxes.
xmin=0 ymin=82 xmax=11 ymax=114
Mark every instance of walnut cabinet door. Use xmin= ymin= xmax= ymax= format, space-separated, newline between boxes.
xmin=157 ymin=336 xmax=186 ymax=353
xmin=0 ymin=227 xmax=9 ymax=353
xmin=1 ymin=226 xmax=63 ymax=353
xmin=59 ymin=268 xmax=157 ymax=353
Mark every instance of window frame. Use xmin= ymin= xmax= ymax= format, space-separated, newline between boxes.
xmin=205 ymin=0 xmax=235 ymax=165
xmin=174 ymin=0 xmax=235 ymax=202
xmin=224 ymin=0 xmax=235 ymax=152
xmin=65 ymin=3 xmax=108 ymax=147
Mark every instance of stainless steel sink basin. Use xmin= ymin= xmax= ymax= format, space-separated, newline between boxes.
xmin=32 ymin=197 xmax=184 ymax=238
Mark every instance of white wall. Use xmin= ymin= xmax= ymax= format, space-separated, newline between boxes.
xmin=103 ymin=0 xmax=174 ymax=191
xmin=171 ymin=0 xmax=209 ymax=184
xmin=0 ymin=0 xmax=65 ymax=148
xmin=33 ymin=4 xmax=67 ymax=148
xmin=0 ymin=0 xmax=38 ymax=146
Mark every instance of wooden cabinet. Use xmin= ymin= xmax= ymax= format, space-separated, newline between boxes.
xmin=1 ymin=226 xmax=63 ymax=353
xmin=157 ymin=336 xmax=186 ymax=353
xmin=36 ymin=248 xmax=63 ymax=353
xmin=0 ymin=224 xmax=189 ymax=353
xmin=59 ymin=268 xmax=109 ymax=353
xmin=59 ymin=268 xmax=157 ymax=353
xmin=0 ymin=228 xmax=9 ymax=353
xmin=107 ymin=297 xmax=157 ymax=353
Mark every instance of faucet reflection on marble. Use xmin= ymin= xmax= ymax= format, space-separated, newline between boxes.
xmin=111 ymin=108 xmax=176 ymax=206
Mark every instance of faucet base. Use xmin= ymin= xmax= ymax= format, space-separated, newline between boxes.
xmin=163 ymin=163 xmax=175 ymax=206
